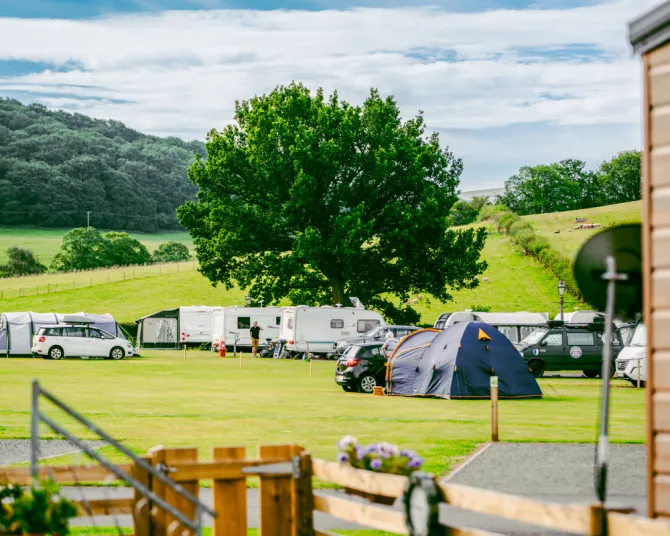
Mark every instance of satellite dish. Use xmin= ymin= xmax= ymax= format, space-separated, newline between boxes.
xmin=573 ymin=223 xmax=642 ymax=321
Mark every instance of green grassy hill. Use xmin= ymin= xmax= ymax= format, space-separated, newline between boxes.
xmin=0 ymin=228 xmax=570 ymax=323
xmin=525 ymin=201 xmax=641 ymax=262
xmin=0 ymin=227 xmax=193 ymax=265
xmin=0 ymin=201 xmax=642 ymax=322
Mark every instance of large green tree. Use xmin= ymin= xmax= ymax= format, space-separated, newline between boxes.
xmin=178 ymin=84 xmax=487 ymax=323
xmin=597 ymin=150 xmax=641 ymax=205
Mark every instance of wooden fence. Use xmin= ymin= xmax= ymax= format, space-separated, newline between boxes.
xmin=4 ymin=444 xmax=670 ymax=536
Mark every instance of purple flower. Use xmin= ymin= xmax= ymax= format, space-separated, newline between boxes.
xmin=379 ymin=450 xmax=391 ymax=459
xmin=337 ymin=435 xmax=357 ymax=451
xmin=366 ymin=444 xmax=378 ymax=454
xmin=400 ymin=449 xmax=414 ymax=458
xmin=408 ymin=457 xmax=423 ymax=469
xmin=370 ymin=459 xmax=382 ymax=470
xmin=337 ymin=452 xmax=349 ymax=463
xmin=355 ymin=445 xmax=367 ymax=460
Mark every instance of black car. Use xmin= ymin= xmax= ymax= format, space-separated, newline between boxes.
xmin=515 ymin=320 xmax=623 ymax=378
xmin=334 ymin=342 xmax=387 ymax=393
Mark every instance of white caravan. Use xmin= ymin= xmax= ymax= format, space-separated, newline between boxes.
xmin=279 ymin=306 xmax=385 ymax=356
xmin=179 ymin=306 xmax=222 ymax=345
xmin=212 ymin=306 xmax=282 ymax=349
xmin=433 ymin=310 xmax=549 ymax=343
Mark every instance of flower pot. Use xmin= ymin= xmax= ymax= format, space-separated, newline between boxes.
xmin=344 ymin=486 xmax=396 ymax=506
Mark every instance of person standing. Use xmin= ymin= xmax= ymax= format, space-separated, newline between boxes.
xmin=250 ymin=321 xmax=263 ymax=358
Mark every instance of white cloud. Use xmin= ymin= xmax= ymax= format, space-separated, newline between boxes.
xmin=0 ymin=0 xmax=659 ymax=184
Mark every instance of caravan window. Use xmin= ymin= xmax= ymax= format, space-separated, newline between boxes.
xmin=567 ymin=332 xmax=595 ymax=346
xmin=496 ymin=326 xmax=518 ymax=343
xmin=357 ymin=319 xmax=381 ymax=333
xmin=237 ymin=317 xmax=251 ymax=329
xmin=287 ymin=318 xmax=294 ymax=329
xmin=276 ymin=317 xmax=281 ymax=326
xmin=331 ymin=319 xmax=344 ymax=329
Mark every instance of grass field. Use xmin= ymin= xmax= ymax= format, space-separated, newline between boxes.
xmin=0 ymin=227 xmax=194 ymax=265
xmin=0 ymin=229 xmax=572 ymax=323
xmin=526 ymin=201 xmax=642 ymax=262
xmin=0 ymin=351 xmax=645 ymax=477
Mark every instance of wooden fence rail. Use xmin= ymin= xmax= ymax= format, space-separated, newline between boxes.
xmin=5 ymin=448 xmax=670 ymax=536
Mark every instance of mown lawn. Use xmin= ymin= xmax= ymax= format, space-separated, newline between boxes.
xmin=0 ymin=351 xmax=644 ymax=477
xmin=0 ymin=227 xmax=193 ymax=266
xmin=0 ymin=229 xmax=570 ymax=323
xmin=526 ymin=201 xmax=642 ymax=262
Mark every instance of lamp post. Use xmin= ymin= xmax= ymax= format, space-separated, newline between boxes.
xmin=245 ymin=295 xmax=252 ymax=307
xmin=558 ymin=280 xmax=566 ymax=321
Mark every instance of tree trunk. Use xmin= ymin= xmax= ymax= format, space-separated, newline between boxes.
xmin=330 ymin=277 xmax=346 ymax=306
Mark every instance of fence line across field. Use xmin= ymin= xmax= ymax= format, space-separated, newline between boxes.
xmin=0 ymin=260 xmax=198 ymax=300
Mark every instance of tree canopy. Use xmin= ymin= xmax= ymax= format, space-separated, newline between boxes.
xmin=0 ymin=247 xmax=46 ymax=277
xmin=152 ymin=242 xmax=191 ymax=263
xmin=50 ymin=228 xmax=151 ymax=271
xmin=501 ymin=152 xmax=641 ymax=216
xmin=179 ymin=84 xmax=487 ymax=323
xmin=0 ymin=98 xmax=204 ymax=232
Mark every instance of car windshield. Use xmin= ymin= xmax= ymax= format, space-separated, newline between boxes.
xmin=341 ymin=346 xmax=361 ymax=359
xmin=37 ymin=327 xmax=47 ymax=335
xmin=363 ymin=326 xmax=382 ymax=337
xmin=522 ymin=328 xmax=548 ymax=346
xmin=98 ymin=329 xmax=116 ymax=339
xmin=629 ymin=323 xmax=647 ymax=347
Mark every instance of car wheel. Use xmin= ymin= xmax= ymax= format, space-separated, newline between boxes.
xmin=528 ymin=360 xmax=544 ymax=378
xmin=358 ymin=374 xmax=377 ymax=393
xmin=583 ymin=370 xmax=599 ymax=378
xmin=110 ymin=347 xmax=125 ymax=360
xmin=49 ymin=346 xmax=64 ymax=360
xmin=341 ymin=385 xmax=355 ymax=392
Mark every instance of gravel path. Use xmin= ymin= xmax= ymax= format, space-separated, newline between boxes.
xmin=0 ymin=439 xmax=107 ymax=466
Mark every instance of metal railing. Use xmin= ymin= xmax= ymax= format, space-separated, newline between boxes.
xmin=30 ymin=380 xmax=217 ymax=535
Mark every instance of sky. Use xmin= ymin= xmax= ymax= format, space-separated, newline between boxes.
xmin=0 ymin=0 xmax=660 ymax=189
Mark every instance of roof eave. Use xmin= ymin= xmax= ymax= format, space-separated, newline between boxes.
xmin=630 ymin=0 xmax=670 ymax=56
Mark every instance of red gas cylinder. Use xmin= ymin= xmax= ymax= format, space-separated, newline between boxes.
xmin=219 ymin=344 xmax=226 ymax=358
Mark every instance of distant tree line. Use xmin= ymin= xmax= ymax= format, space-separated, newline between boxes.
xmin=0 ymin=98 xmax=204 ymax=232
xmin=0 ymin=229 xmax=191 ymax=277
xmin=449 ymin=150 xmax=641 ymax=225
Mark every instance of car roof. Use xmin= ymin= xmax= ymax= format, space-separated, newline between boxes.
xmin=40 ymin=324 xmax=99 ymax=328
xmin=352 ymin=341 xmax=384 ymax=347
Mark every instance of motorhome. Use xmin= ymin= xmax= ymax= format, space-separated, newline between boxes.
xmin=433 ymin=311 xmax=549 ymax=343
xmin=279 ymin=305 xmax=385 ymax=357
xmin=212 ymin=306 xmax=282 ymax=350
xmin=615 ymin=321 xmax=647 ymax=387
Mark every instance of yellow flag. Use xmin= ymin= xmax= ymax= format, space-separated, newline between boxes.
xmin=478 ymin=328 xmax=492 ymax=341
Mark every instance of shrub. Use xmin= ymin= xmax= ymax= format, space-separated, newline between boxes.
xmin=508 ymin=220 xmax=533 ymax=236
xmin=152 ymin=241 xmax=191 ymax=263
xmin=525 ymin=237 xmax=551 ymax=256
xmin=498 ymin=212 xmax=521 ymax=233
xmin=478 ymin=204 xmax=508 ymax=222
xmin=470 ymin=304 xmax=491 ymax=312
xmin=0 ymin=247 xmax=46 ymax=277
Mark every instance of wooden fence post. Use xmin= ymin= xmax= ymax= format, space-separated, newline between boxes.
xmin=212 ymin=446 xmax=247 ymax=536
xmin=258 ymin=445 xmax=296 ymax=536
xmin=291 ymin=450 xmax=314 ymax=536
xmin=491 ymin=376 xmax=499 ymax=442
xmin=148 ymin=446 xmax=168 ymax=536
xmin=131 ymin=456 xmax=151 ymax=536
xmin=164 ymin=447 xmax=199 ymax=535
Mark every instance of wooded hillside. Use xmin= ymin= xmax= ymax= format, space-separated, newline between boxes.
xmin=0 ymin=99 xmax=204 ymax=232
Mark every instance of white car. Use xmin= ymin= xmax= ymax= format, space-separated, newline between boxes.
xmin=615 ymin=322 xmax=647 ymax=387
xmin=31 ymin=324 xmax=135 ymax=360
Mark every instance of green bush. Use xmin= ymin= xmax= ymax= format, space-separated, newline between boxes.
xmin=478 ymin=204 xmax=508 ymax=222
xmin=511 ymin=228 xmax=535 ymax=247
xmin=526 ymin=237 xmax=550 ymax=256
xmin=508 ymin=220 xmax=533 ymax=236
xmin=498 ymin=212 xmax=520 ymax=233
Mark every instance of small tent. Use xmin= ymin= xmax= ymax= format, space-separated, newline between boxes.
xmin=386 ymin=321 xmax=542 ymax=399
xmin=0 ymin=312 xmax=125 ymax=357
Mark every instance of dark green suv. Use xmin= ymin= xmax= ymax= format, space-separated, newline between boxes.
xmin=515 ymin=321 xmax=623 ymax=378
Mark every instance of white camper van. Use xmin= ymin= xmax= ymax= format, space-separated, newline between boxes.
xmin=279 ymin=306 xmax=385 ymax=357
xmin=212 ymin=306 xmax=282 ymax=349
xmin=433 ymin=310 xmax=549 ymax=343
xmin=616 ymin=321 xmax=647 ymax=387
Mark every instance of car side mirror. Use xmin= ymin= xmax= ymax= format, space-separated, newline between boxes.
xmin=540 ymin=340 xmax=548 ymax=347
xmin=374 ymin=333 xmax=381 ymax=339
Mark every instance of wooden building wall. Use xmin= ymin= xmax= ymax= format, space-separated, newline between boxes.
xmin=643 ymin=42 xmax=670 ymax=519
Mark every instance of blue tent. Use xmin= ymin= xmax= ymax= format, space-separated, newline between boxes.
xmin=386 ymin=322 xmax=542 ymax=399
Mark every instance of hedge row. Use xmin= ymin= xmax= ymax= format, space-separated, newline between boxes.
xmin=487 ymin=209 xmax=582 ymax=300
